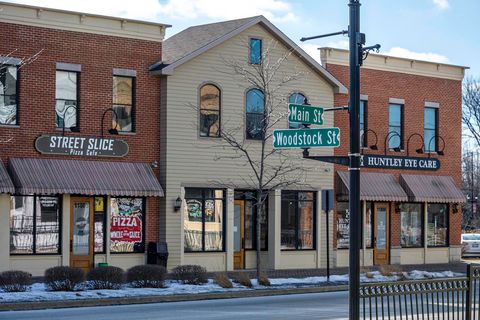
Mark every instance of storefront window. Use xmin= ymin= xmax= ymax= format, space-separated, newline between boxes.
xmin=281 ymin=191 xmax=315 ymax=250
xmin=94 ymin=197 xmax=106 ymax=253
xmin=427 ymin=203 xmax=448 ymax=247
xmin=364 ymin=202 xmax=373 ymax=248
xmin=10 ymin=196 xmax=61 ymax=254
xmin=110 ymin=197 xmax=144 ymax=253
xmin=235 ymin=191 xmax=268 ymax=250
xmin=336 ymin=202 xmax=349 ymax=249
xmin=400 ymin=203 xmax=423 ymax=248
xmin=184 ymin=189 xmax=225 ymax=252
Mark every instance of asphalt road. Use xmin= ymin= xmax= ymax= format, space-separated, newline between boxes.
xmin=0 ymin=291 xmax=349 ymax=320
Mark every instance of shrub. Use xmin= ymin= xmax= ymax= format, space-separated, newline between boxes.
xmin=232 ymin=272 xmax=252 ymax=288
xmin=258 ymin=274 xmax=271 ymax=286
xmin=87 ymin=266 xmax=125 ymax=290
xmin=0 ymin=270 xmax=32 ymax=292
xmin=379 ymin=264 xmax=402 ymax=277
xmin=172 ymin=265 xmax=208 ymax=285
xmin=45 ymin=266 xmax=85 ymax=291
xmin=214 ymin=273 xmax=233 ymax=288
xmin=127 ymin=265 xmax=166 ymax=288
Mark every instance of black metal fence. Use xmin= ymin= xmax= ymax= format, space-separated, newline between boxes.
xmin=360 ymin=264 xmax=480 ymax=320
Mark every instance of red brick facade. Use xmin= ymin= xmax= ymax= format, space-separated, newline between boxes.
xmin=0 ymin=22 xmax=162 ymax=243
xmin=326 ymin=63 xmax=463 ymax=250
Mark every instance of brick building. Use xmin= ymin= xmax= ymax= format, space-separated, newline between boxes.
xmin=320 ymin=48 xmax=467 ymax=267
xmin=0 ymin=2 xmax=168 ymax=275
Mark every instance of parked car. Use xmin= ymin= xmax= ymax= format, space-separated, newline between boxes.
xmin=462 ymin=234 xmax=480 ymax=257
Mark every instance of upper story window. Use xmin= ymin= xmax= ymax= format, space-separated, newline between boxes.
xmin=360 ymin=100 xmax=367 ymax=147
xmin=424 ymin=107 xmax=438 ymax=152
xmin=288 ymin=92 xmax=306 ymax=129
xmin=113 ymin=76 xmax=134 ymax=132
xmin=388 ymin=103 xmax=403 ymax=149
xmin=249 ymin=38 xmax=262 ymax=65
xmin=0 ymin=65 xmax=18 ymax=125
xmin=199 ymin=84 xmax=221 ymax=137
xmin=55 ymin=70 xmax=78 ymax=129
xmin=246 ymin=88 xmax=265 ymax=140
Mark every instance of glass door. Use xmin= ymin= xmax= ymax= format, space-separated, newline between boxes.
xmin=373 ymin=203 xmax=390 ymax=265
xmin=70 ymin=197 xmax=94 ymax=272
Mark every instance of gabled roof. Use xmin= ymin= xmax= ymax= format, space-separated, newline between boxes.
xmin=150 ymin=16 xmax=347 ymax=94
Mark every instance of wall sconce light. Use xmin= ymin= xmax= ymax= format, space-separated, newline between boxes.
xmin=406 ymin=133 xmax=425 ymax=156
xmin=174 ymin=196 xmax=182 ymax=212
xmin=384 ymin=131 xmax=402 ymax=155
xmin=395 ymin=202 xmax=401 ymax=213
xmin=453 ymin=203 xmax=459 ymax=214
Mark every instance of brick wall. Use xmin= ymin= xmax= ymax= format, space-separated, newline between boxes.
xmin=0 ymin=22 xmax=162 ymax=243
xmin=327 ymin=63 xmax=463 ymax=248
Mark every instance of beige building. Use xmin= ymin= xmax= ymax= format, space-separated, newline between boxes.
xmin=151 ymin=16 xmax=347 ymax=271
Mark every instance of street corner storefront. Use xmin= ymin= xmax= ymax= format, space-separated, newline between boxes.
xmin=334 ymin=171 xmax=465 ymax=268
xmin=4 ymin=157 xmax=163 ymax=276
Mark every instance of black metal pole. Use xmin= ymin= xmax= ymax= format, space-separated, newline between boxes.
xmin=348 ymin=1 xmax=361 ymax=319
xmin=326 ymin=190 xmax=330 ymax=280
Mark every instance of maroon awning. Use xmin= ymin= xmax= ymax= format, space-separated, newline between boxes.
xmin=400 ymin=174 xmax=465 ymax=203
xmin=9 ymin=157 xmax=163 ymax=197
xmin=336 ymin=171 xmax=408 ymax=202
xmin=0 ymin=161 xmax=14 ymax=194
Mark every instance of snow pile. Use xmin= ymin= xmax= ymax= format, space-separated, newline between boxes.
xmin=0 ymin=270 xmax=463 ymax=303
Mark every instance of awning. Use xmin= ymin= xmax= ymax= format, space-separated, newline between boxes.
xmin=9 ymin=158 xmax=164 ymax=197
xmin=400 ymin=174 xmax=465 ymax=203
xmin=0 ymin=161 xmax=14 ymax=194
xmin=336 ymin=171 xmax=408 ymax=202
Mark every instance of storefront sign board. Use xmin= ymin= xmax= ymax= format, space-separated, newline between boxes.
xmin=361 ymin=155 xmax=440 ymax=171
xmin=35 ymin=135 xmax=129 ymax=157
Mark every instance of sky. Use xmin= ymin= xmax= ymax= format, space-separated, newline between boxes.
xmin=3 ymin=0 xmax=479 ymax=78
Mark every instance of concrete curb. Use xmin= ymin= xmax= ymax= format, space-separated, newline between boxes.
xmin=0 ymin=285 xmax=348 ymax=312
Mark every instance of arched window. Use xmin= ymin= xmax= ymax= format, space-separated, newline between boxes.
xmin=199 ymin=84 xmax=221 ymax=137
xmin=288 ymin=92 xmax=307 ymax=129
xmin=246 ymin=88 xmax=265 ymax=140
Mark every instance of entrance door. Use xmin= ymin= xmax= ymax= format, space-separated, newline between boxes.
xmin=373 ymin=203 xmax=389 ymax=265
xmin=70 ymin=197 xmax=94 ymax=272
xmin=233 ymin=200 xmax=244 ymax=269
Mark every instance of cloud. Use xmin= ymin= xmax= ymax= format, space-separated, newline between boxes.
xmin=325 ymin=40 xmax=349 ymax=50
xmin=4 ymin=0 xmax=297 ymax=23
xmin=432 ymin=0 xmax=449 ymax=10
xmin=298 ymin=43 xmax=321 ymax=63
xmin=383 ymin=47 xmax=450 ymax=63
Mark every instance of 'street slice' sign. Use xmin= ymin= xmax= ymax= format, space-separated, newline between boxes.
xmin=273 ymin=128 xmax=340 ymax=149
xmin=35 ymin=135 xmax=129 ymax=158
xmin=288 ymin=103 xmax=324 ymax=125
xmin=361 ymin=155 xmax=440 ymax=171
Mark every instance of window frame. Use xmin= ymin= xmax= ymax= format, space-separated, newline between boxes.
xmin=245 ymin=88 xmax=265 ymax=140
xmin=184 ymin=188 xmax=226 ymax=253
xmin=112 ymin=75 xmax=136 ymax=133
xmin=55 ymin=69 xmax=80 ymax=130
xmin=281 ymin=190 xmax=316 ymax=251
xmin=234 ymin=190 xmax=268 ymax=251
xmin=0 ymin=64 xmax=19 ymax=126
xmin=10 ymin=195 xmax=62 ymax=256
xmin=110 ymin=197 xmax=146 ymax=254
xmin=424 ymin=106 xmax=438 ymax=152
xmin=199 ymin=83 xmax=221 ymax=138
xmin=249 ymin=38 xmax=262 ymax=65
xmin=427 ymin=203 xmax=449 ymax=248
xmin=399 ymin=202 xmax=424 ymax=248
xmin=388 ymin=103 xmax=404 ymax=149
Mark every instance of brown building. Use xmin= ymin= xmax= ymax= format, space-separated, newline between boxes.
xmin=0 ymin=2 xmax=168 ymax=275
xmin=320 ymin=47 xmax=467 ymax=267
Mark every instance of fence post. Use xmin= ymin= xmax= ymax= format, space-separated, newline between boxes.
xmin=466 ymin=264 xmax=473 ymax=320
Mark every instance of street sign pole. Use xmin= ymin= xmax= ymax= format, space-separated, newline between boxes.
xmin=348 ymin=1 xmax=361 ymax=319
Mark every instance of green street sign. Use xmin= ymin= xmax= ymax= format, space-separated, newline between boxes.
xmin=288 ymin=103 xmax=324 ymax=125
xmin=272 ymin=128 xmax=340 ymax=149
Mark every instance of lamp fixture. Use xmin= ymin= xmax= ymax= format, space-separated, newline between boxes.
xmin=101 ymin=108 xmax=120 ymax=137
xmin=174 ymin=197 xmax=182 ymax=212
xmin=61 ymin=105 xmax=80 ymax=136
xmin=406 ymin=133 xmax=425 ymax=156
xmin=384 ymin=131 xmax=402 ymax=155
xmin=360 ymin=129 xmax=378 ymax=153
xmin=427 ymin=135 xmax=446 ymax=157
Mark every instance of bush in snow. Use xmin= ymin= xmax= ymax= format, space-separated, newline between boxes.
xmin=0 ymin=270 xmax=32 ymax=292
xmin=232 ymin=272 xmax=252 ymax=288
xmin=214 ymin=272 xmax=233 ymax=288
xmin=45 ymin=266 xmax=85 ymax=291
xmin=127 ymin=265 xmax=166 ymax=288
xmin=172 ymin=265 xmax=208 ymax=285
xmin=258 ymin=274 xmax=271 ymax=286
xmin=87 ymin=266 xmax=125 ymax=290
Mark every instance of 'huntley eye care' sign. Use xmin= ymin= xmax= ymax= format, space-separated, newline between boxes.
xmin=35 ymin=135 xmax=129 ymax=157
xmin=361 ymin=155 xmax=440 ymax=171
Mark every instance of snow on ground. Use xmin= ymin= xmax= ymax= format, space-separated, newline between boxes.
xmin=0 ymin=270 xmax=464 ymax=303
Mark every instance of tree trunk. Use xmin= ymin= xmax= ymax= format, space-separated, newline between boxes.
xmin=256 ymin=190 xmax=263 ymax=280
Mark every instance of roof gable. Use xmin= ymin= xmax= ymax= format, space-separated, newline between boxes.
xmin=150 ymin=16 xmax=347 ymax=94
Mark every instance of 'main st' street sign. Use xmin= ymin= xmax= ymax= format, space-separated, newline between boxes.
xmin=288 ymin=103 xmax=324 ymax=126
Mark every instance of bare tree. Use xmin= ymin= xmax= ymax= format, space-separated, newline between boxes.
xmin=463 ymin=77 xmax=480 ymax=147
xmin=462 ymin=149 xmax=480 ymax=231
xmin=213 ymin=41 xmax=310 ymax=279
